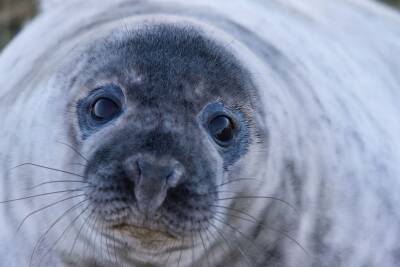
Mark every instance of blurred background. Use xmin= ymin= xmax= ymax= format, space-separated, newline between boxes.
xmin=0 ymin=0 xmax=399 ymax=50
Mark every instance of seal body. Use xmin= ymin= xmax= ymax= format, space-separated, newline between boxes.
xmin=0 ymin=1 xmax=400 ymax=266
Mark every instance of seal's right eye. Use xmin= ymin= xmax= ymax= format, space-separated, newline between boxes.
xmin=76 ymin=84 xmax=125 ymax=138
xmin=91 ymin=97 xmax=121 ymax=121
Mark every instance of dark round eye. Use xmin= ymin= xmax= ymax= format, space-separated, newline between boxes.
xmin=91 ymin=97 xmax=121 ymax=121
xmin=209 ymin=115 xmax=235 ymax=146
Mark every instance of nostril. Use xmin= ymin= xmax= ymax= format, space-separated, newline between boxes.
xmin=123 ymin=154 xmax=186 ymax=215
xmin=165 ymin=169 xmax=177 ymax=188
xmin=136 ymin=159 xmax=143 ymax=177
xmin=166 ymin=162 xmax=184 ymax=188
xmin=166 ymin=170 xmax=174 ymax=180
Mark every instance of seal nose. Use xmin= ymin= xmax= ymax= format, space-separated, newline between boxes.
xmin=123 ymin=154 xmax=184 ymax=216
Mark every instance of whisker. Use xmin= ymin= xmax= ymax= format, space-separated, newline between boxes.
xmin=208 ymin=221 xmax=253 ymax=267
xmin=69 ymin=207 xmax=96 ymax=257
xmin=27 ymin=180 xmax=89 ymax=190
xmin=87 ymin=210 xmax=103 ymax=263
xmin=202 ymin=223 xmax=218 ymax=266
xmin=56 ymin=141 xmax=89 ymax=162
xmin=211 ymin=204 xmax=259 ymax=222
xmin=176 ymin=236 xmax=184 ymax=267
xmin=69 ymin=163 xmax=88 ymax=167
xmin=201 ymin=190 xmax=241 ymax=195
xmin=190 ymin=227 xmax=196 ymax=266
xmin=213 ymin=214 xmax=263 ymax=257
xmin=37 ymin=203 xmax=91 ymax=267
xmin=11 ymin=163 xmax=85 ymax=179
xmin=103 ymin=218 xmax=113 ymax=264
xmin=213 ymin=207 xmax=309 ymax=256
xmin=214 ymin=210 xmax=259 ymax=230
xmin=152 ymin=235 xmax=168 ymax=258
xmin=216 ymin=196 xmax=298 ymax=214
xmin=164 ymin=238 xmax=176 ymax=266
xmin=99 ymin=217 xmax=106 ymax=263
xmin=215 ymin=178 xmax=257 ymax=188
xmin=117 ymin=216 xmax=130 ymax=252
xmin=106 ymin=202 xmax=122 ymax=267
xmin=0 ymin=189 xmax=86 ymax=204
xmin=111 ymin=228 xmax=121 ymax=267
xmin=16 ymin=193 xmax=87 ymax=233
xmin=198 ymin=228 xmax=211 ymax=267
xmin=30 ymin=199 xmax=89 ymax=267
xmin=79 ymin=208 xmax=97 ymax=262
xmin=87 ymin=210 xmax=100 ymax=260
xmin=259 ymin=224 xmax=310 ymax=257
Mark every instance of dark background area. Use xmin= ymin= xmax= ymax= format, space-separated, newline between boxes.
xmin=0 ymin=0 xmax=399 ymax=50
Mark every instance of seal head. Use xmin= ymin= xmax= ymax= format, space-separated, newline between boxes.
xmin=68 ymin=23 xmax=262 ymax=262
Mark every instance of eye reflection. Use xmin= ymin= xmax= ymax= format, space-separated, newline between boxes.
xmin=91 ymin=97 xmax=121 ymax=121
xmin=208 ymin=115 xmax=235 ymax=146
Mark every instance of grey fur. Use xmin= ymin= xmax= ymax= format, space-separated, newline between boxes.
xmin=0 ymin=0 xmax=400 ymax=266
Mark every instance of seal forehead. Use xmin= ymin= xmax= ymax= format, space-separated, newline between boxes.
xmin=76 ymin=23 xmax=255 ymax=110
xmin=71 ymin=22 xmax=261 ymax=169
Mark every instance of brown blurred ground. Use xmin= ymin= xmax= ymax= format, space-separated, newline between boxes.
xmin=0 ymin=0 xmax=36 ymax=49
xmin=0 ymin=0 xmax=399 ymax=50
xmin=386 ymin=0 xmax=400 ymax=7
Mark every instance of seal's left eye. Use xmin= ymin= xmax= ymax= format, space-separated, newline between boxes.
xmin=209 ymin=115 xmax=235 ymax=146
xmin=91 ymin=97 xmax=121 ymax=121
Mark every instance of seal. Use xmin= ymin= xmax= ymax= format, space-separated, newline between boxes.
xmin=0 ymin=0 xmax=400 ymax=266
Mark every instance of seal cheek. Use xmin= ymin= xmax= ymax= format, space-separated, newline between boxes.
xmin=123 ymin=153 xmax=185 ymax=216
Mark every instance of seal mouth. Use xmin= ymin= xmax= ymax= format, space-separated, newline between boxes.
xmin=108 ymin=223 xmax=196 ymax=254
xmin=110 ymin=222 xmax=178 ymax=241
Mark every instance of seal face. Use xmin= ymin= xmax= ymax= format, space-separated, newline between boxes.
xmin=72 ymin=24 xmax=259 ymax=253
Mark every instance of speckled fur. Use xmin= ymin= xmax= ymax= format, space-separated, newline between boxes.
xmin=0 ymin=0 xmax=400 ymax=266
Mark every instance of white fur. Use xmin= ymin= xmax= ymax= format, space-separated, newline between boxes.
xmin=1 ymin=0 xmax=400 ymax=266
